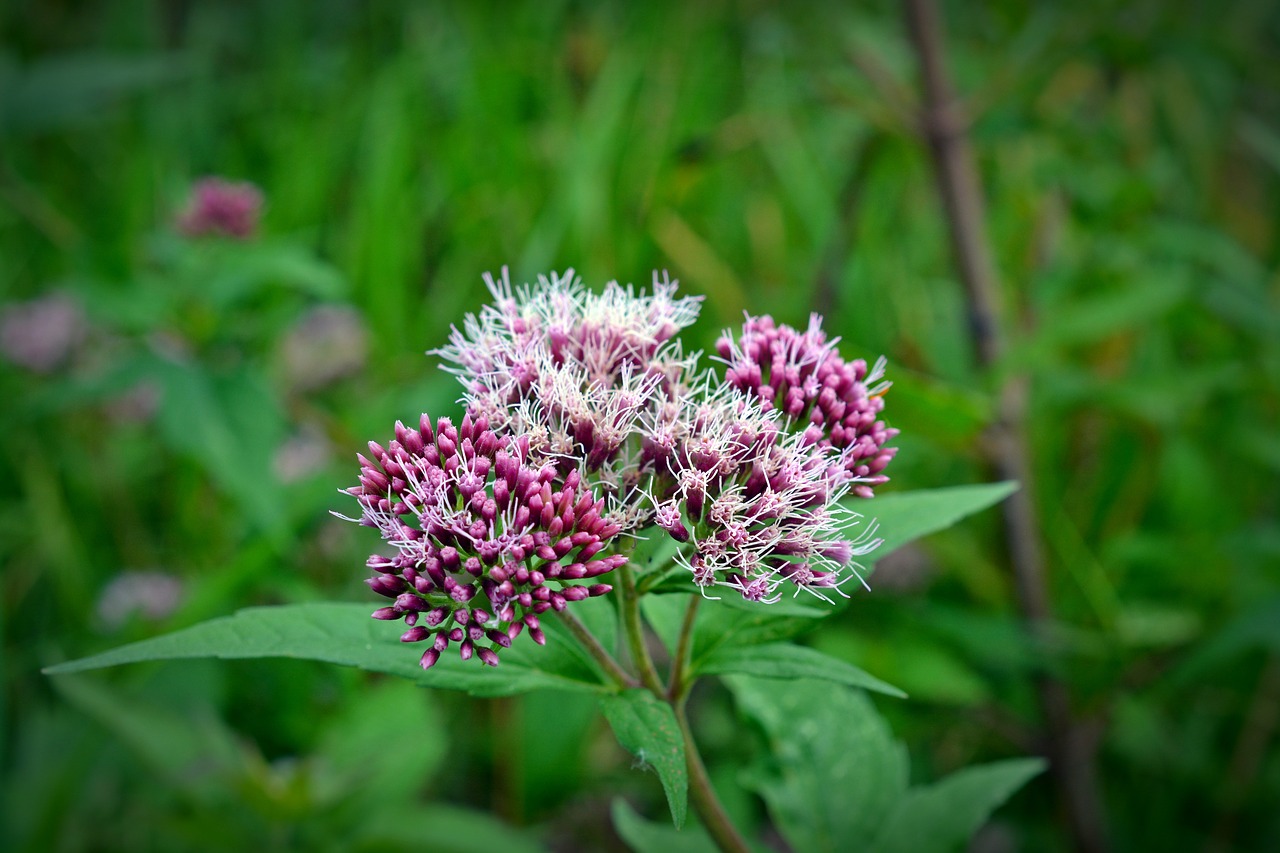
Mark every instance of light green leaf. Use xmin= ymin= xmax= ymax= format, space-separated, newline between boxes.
xmin=611 ymin=798 xmax=717 ymax=853
xmin=865 ymin=482 xmax=1018 ymax=560
xmin=698 ymin=643 xmax=905 ymax=698
xmin=599 ymin=690 xmax=688 ymax=828
xmin=728 ymin=676 xmax=908 ymax=853
xmin=868 ymin=758 xmax=1046 ymax=853
xmin=44 ymin=603 xmax=609 ymax=698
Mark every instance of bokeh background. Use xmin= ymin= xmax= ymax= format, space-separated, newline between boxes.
xmin=3 ymin=1 xmax=1279 ymax=850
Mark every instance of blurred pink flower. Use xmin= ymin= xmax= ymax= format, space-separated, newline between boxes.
xmin=176 ymin=176 xmax=263 ymax=239
xmin=273 ymin=424 xmax=333 ymax=483
xmin=281 ymin=305 xmax=368 ymax=391
xmin=0 ymin=293 xmax=86 ymax=373
xmin=95 ymin=570 xmax=184 ymax=630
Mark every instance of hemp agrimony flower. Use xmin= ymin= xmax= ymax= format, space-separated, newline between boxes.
xmin=342 ymin=413 xmax=623 ymax=668
xmin=341 ymin=269 xmax=898 ymax=666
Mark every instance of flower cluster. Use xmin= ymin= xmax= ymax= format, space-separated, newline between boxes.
xmin=342 ymin=413 xmax=623 ymax=668
xmin=436 ymin=268 xmax=701 ymax=508
xmin=342 ymin=269 xmax=897 ymax=666
xmin=717 ymin=314 xmax=898 ymax=499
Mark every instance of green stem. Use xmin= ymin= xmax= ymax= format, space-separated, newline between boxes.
xmin=554 ymin=608 xmax=638 ymax=689
xmin=619 ymin=561 xmax=666 ymax=694
xmin=667 ymin=594 xmax=702 ymax=701
xmin=676 ymin=699 xmax=751 ymax=853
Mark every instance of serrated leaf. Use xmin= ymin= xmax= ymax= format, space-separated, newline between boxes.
xmin=599 ymin=690 xmax=688 ymax=828
xmin=864 ymin=482 xmax=1018 ymax=560
xmin=868 ymin=758 xmax=1046 ymax=853
xmin=44 ymin=603 xmax=610 ymax=698
xmin=698 ymin=643 xmax=905 ymax=698
xmin=728 ymin=676 xmax=908 ymax=853
xmin=611 ymin=798 xmax=717 ymax=853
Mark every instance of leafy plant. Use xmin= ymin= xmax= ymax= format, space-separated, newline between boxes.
xmin=47 ymin=271 xmax=1037 ymax=851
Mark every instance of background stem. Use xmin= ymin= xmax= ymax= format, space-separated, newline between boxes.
xmin=902 ymin=1 xmax=1108 ymax=850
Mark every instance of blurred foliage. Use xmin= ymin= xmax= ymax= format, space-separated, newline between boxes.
xmin=1 ymin=0 xmax=1278 ymax=850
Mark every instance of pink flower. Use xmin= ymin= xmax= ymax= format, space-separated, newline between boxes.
xmin=339 ymin=412 xmax=622 ymax=668
xmin=717 ymin=314 xmax=898 ymax=499
xmin=0 ymin=293 xmax=86 ymax=373
xmin=176 ymin=177 xmax=263 ymax=239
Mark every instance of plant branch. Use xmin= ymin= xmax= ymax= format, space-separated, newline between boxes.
xmin=554 ymin=608 xmax=638 ymax=690
xmin=902 ymin=1 xmax=1108 ymax=851
xmin=618 ymin=561 xmax=667 ymax=694
xmin=667 ymin=594 xmax=702 ymax=701
xmin=676 ymin=698 xmax=751 ymax=853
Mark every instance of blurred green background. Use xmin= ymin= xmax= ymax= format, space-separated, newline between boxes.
xmin=2 ymin=0 xmax=1278 ymax=850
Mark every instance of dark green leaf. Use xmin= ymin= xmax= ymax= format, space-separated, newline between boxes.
xmin=351 ymin=803 xmax=548 ymax=853
xmin=868 ymin=758 xmax=1046 ymax=853
xmin=52 ymin=675 xmax=245 ymax=804
xmin=599 ymin=690 xmax=688 ymax=828
xmin=698 ymin=643 xmax=905 ymax=698
xmin=313 ymin=679 xmax=446 ymax=807
xmin=45 ymin=603 xmax=609 ymax=698
xmin=728 ymin=676 xmax=908 ymax=853
xmin=611 ymin=798 xmax=717 ymax=853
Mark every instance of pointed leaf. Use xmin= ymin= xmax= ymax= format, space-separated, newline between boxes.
xmin=865 ymin=482 xmax=1018 ymax=559
xmin=600 ymin=690 xmax=688 ymax=828
xmin=698 ymin=643 xmax=905 ymax=698
xmin=44 ymin=603 xmax=610 ymax=697
xmin=868 ymin=758 xmax=1046 ymax=853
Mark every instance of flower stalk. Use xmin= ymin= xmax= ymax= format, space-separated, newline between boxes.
xmin=619 ymin=560 xmax=666 ymax=695
xmin=676 ymin=699 xmax=751 ymax=853
xmin=667 ymin=594 xmax=702 ymax=701
xmin=554 ymin=608 xmax=637 ymax=689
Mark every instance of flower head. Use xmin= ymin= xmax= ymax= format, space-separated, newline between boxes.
xmin=339 ymin=412 xmax=623 ymax=668
xmin=437 ymin=268 xmax=702 ymax=502
xmin=177 ymin=177 xmax=263 ymax=239
xmin=660 ymin=382 xmax=883 ymax=603
xmin=716 ymin=314 xmax=898 ymax=499
xmin=0 ymin=293 xmax=86 ymax=373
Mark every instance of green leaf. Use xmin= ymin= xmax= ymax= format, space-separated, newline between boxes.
xmin=864 ymin=482 xmax=1018 ymax=560
xmin=599 ymin=690 xmax=688 ymax=828
xmin=313 ymin=679 xmax=446 ymax=807
xmin=611 ymin=799 xmax=717 ymax=853
xmin=1170 ymin=597 xmax=1280 ymax=686
xmin=868 ymin=758 xmax=1046 ymax=853
xmin=698 ymin=643 xmax=906 ymax=699
xmin=728 ymin=676 xmax=908 ymax=853
xmin=51 ymin=675 xmax=246 ymax=804
xmin=351 ymin=803 xmax=548 ymax=853
xmin=642 ymin=593 xmax=827 ymax=675
xmin=44 ymin=603 xmax=610 ymax=698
